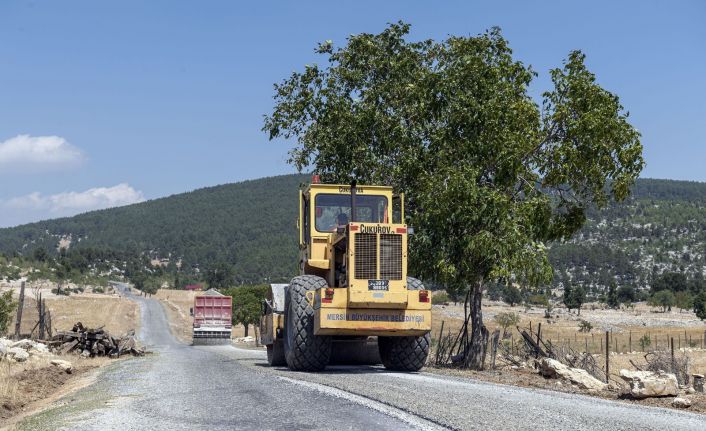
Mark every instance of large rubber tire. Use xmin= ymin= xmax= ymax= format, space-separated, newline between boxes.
xmin=378 ymin=276 xmax=430 ymax=371
xmin=267 ymin=340 xmax=286 ymax=366
xmin=284 ymin=275 xmax=332 ymax=371
xmin=378 ymin=333 xmax=430 ymax=372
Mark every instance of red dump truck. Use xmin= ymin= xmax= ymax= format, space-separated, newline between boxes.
xmin=190 ymin=289 xmax=232 ymax=345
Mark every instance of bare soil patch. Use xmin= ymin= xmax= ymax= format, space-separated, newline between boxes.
xmin=0 ymin=355 xmax=112 ymax=426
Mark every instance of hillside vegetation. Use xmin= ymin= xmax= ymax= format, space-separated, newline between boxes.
xmin=1 ymin=176 xmax=706 ymax=292
xmin=0 ymin=175 xmax=306 ymax=284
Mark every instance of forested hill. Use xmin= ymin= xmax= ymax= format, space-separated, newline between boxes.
xmin=0 ymin=174 xmax=307 ymax=283
xmin=1 ymin=176 xmax=706 ymax=290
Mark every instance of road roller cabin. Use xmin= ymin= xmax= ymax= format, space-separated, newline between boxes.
xmin=260 ymin=176 xmax=432 ymax=371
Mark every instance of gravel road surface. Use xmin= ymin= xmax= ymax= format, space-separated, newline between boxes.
xmin=19 ymin=285 xmax=706 ymax=430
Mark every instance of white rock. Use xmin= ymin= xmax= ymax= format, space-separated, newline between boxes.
xmin=685 ymin=387 xmax=696 ymax=394
xmin=8 ymin=347 xmax=29 ymax=362
xmin=619 ymin=369 xmax=679 ymax=399
xmin=672 ymin=397 xmax=692 ymax=408
xmin=0 ymin=338 xmax=12 ymax=349
xmin=538 ymin=358 xmax=608 ymax=391
xmin=31 ymin=342 xmax=49 ymax=353
xmin=50 ymin=359 xmax=74 ymax=373
xmin=11 ymin=339 xmax=35 ymax=350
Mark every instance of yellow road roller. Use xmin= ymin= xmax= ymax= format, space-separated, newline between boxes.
xmin=260 ymin=177 xmax=431 ymax=371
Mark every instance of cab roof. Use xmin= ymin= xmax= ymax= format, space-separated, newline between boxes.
xmin=304 ymin=183 xmax=394 ymax=194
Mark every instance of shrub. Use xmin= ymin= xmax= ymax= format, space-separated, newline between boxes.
xmin=502 ymin=285 xmax=523 ymax=307
xmin=93 ymin=286 xmax=105 ymax=294
xmin=0 ymin=290 xmax=18 ymax=334
xmin=527 ymin=294 xmax=548 ymax=307
xmin=578 ymin=319 xmax=593 ymax=332
xmin=639 ymin=334 xmax=651 ymax=350
xmin=432 ymin=292 xmax=449 ymax=305
xmin=494 ymin=312 xmax=520 ymax=337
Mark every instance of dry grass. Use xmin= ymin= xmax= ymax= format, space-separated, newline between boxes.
xmin=16 ymin=295 xmax=140 ymax=337
xmin=431 ymin=300 xmax=706 ymax=380
xmin=13 ymin=291 xmax=139 ymax=338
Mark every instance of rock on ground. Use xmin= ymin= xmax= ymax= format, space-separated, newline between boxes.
xmin=619 ymin=369 xmax=679 ymax=399
xmin=50 ymin=359 xmax=74 ymax=374
xmin=7 ymin=347 xmax=30 ymax=362
xmin=538 ymin=358 xmax=608 ymax=391
xmin=11 ymin=339 xmax=36 ymax=350
xmin=672 ymin=397 xmax=692 ymax=408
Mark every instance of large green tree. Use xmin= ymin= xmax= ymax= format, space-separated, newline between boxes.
xmin=224 ymin=285 xmax=269 ymax=338
xmin=263 ymin=22 xmax=643 ymax=369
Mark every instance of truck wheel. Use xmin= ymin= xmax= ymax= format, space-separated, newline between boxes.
xmin=267 ymin=340 xmax=286 ymax=366
xmin=378 ymin=333 xmax=430 ymax=372
xmin=284 ymin=275 xmax=331 ymax=371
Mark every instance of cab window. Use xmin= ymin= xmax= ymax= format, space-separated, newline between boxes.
xmin=314 ymin=194 xmax=388 ymax=232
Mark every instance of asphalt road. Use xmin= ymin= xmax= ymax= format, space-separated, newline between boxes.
xmin=20 ymin=286 xmax=706 ymax=431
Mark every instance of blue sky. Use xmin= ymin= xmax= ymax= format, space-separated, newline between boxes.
xmin=0 ymin=1 xmax=704 ymax=227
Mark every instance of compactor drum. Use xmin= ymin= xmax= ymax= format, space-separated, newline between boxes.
xmin=260 ymin=178 xmax=431 ymax=371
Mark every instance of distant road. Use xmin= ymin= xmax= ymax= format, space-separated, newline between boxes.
xmin=21 ymin=285 xmax=706 ymax=430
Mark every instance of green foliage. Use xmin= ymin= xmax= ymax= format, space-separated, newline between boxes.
xmin=502 ymin=285 xmax=523 ymax=307
xmin=223 ymin=285 xmax=269 ymax=335
xmin=651 ymin=272 xmax=688 ymax=294
xmin=563 ymin=283 xmax=586 ymax=314
xmin=617 ymin=285 xmax=637 ymax=305
xmin=0 ymin=290 xmax=18 ymax=334
xmin=693 ymin=292 xmax=706 ymax=320
xmin=674 ymin=291 xmax=693 ymax=312
xmin=486 ymin=281 xmax=504 ymax=301
xmin=649 ymin=289 xmax=675 ymax=312
xmin=639 ymin=334 xmax=652 ymax=350
xmin=526 ymin=294 xmax=549 ymax=307
xmin=204 ymin=262 xmax=235 ymax=290
xmin=606 ymin=282 xmax=619 ymax=309
xmin=493 ymin=312 xmax=520 ymax=336
xmin=0 ymin=175 xmax=306 ymax=284
xmin=431 ymin=291 xmax=449 ymax=305
xmin=578 ymin=319 xmax=593 ymax=333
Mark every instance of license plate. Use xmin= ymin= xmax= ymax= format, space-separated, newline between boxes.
xmin=368 ymin=280 xmax=389 ymax=291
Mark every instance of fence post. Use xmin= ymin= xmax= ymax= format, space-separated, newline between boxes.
xmin=491 ymin=329 xmax=500 ymax=370
xmin=629 ymin=332 xmax=632 ymax=353
xmin=14 ymin=281 xmax=26 ymax=339
xmin=38 ymin=293 xmax=45 ymax=340
xmin=671 ymin=337 xmax=676 ymax=375
xmin=605 ymin=331 xmax=610 ymax=383
xmin=536 ymin=323 xmax=542 ymax=354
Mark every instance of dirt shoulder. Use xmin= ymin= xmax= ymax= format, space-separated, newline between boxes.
xmin=1 ymin=287 xmax=142 ymax=428
xmin=0 ymin=356 xmax=112 ymax=429
xmin=426 ymin=365 xmax=706 ymax=414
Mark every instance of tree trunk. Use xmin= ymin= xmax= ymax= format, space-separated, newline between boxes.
xmin=243 ymin=324 xmax=249 ymax=337
xmin=464 ymin=280 xmax=488 ymax=370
